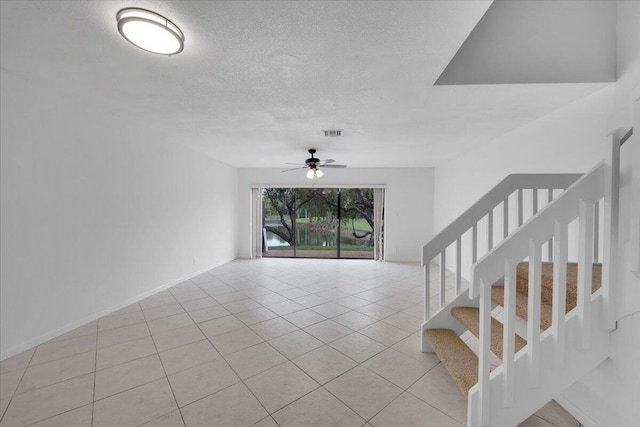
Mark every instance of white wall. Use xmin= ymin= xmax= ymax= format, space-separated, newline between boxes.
xmin=0 ymin=69 xmax=238 ymax=359
xmin=237 ymin=167 xmax=434 ymax=262
xmin=434 ymin=85 xmax=613 ymax=276
xmin=432 ymin=2 xmax=640 ymax=425
xmin=558 ymin=2 xmax=640 ymax=426
xmin=433 ymin=83 xmax=613 ymax=233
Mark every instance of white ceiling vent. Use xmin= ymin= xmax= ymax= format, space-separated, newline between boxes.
xmin=323 ymin=129 xmax=342 ymax=137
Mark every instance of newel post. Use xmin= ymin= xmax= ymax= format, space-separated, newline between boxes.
xmin=602 ymin=131 xmax=621 ymax=330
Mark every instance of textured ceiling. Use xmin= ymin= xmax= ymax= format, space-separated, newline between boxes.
xmin=0 ymin=1 xmax=612 ymax=168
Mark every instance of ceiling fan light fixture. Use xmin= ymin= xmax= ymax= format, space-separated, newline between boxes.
xmin=117 ymin=8 xmax=184 ymax=55
xmin=282 ymin=148 xmax=346 ymax=177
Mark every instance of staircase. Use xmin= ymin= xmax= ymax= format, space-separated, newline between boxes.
xmin=420 ymin=131 xmax=629 ymax=427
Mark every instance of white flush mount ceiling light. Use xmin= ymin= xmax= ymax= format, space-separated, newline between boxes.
xmin=117 ymin=8 xmax=184 ymax=55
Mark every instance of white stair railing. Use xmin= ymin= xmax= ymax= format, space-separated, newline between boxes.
xmin=420 ymin=130 xmax=629 ymax=426
xmin=467 ymin=161 xmax=607 ymax=426
xmin=422 ymin=174 xmax=581 ymax=322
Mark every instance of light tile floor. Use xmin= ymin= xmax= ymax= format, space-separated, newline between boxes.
xmin=0 ymin=258 xmax=579 ymax=427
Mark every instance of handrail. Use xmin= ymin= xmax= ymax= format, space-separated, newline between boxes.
xmin=422 ymin=174 xmax=581 ymax=264
xmin=421 ymin=173 xmax=583 ymax=323
xmin=469 ymin=165 xmax=604 ymax=297
xmin=619 ymin=127 xmax=633 ymax=146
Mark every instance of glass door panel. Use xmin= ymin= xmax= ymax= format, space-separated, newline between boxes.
xmin=262 ymin=188 xmax=296 ymax=257
xmin=339 ymin=188 xmax=374 ymax=259
xmin=294 ymin=188 xmax=338 ymax=258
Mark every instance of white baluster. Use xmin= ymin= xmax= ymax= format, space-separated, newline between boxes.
xmin=424 ymin=264 xmax=430 ymax=321
xmin=552 ymin=220 xmax=568 ymax=368
xmin=593 ymin=200 xmax=600 ymax=263
xmin=578 ymin=199 xmax=594 ymax=349
xmin=548 ymin=189 xmax=554 ymax=262
xmin=478 ymin=280 xmax=491 ymax=426
xmin=503 ymin=259 xmax=517 ymax=407
xmin=527 ymin=241 xmax=541 ymax=386
xmin=518 ymin=189 xmax=524 ymax=227
xmin=487 ymin=210 xmax=494 ymax=251
xmin=456 ymin=237 xmax=462 ymax=295
xmin=503 ymin=197 xmax=509 ymax=239
xmin=440 ymin=251 xmax=446 ymax=308
xmin=472 ymin=224 xmax=478 ymax=263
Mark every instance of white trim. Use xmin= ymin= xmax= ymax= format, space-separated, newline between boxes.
xmin=630 ymin=101 xmax=640 ymax=274
xmin=374 ymin=188 xmax=385 ymax=261
xmin=555 ymin=394 xmax=600 ymax=427
xmin=251 ymin=188 xmax=263 ymax=259
xmin=250 ymin=184 xmax=387 ymax=189
xmin=0 ymin=261 xmax=229 ymax=361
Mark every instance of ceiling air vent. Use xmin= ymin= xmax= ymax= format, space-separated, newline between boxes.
xmin=323 ymin=129 xmax=342 ymax=137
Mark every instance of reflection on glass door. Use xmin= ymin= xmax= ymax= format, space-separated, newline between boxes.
xmin=339 ymin=189 xmax=374 ymax=259
xmin=294 ymin=189 xmax=338 ymax=258
xmin=262 ymin=188 xmax=297 ymax=257
xmin=262 ymin=188 xmax=376 ymax=260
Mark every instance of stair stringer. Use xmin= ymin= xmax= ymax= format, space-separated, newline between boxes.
xmin=467 ymin=295 xmax=611 ymax=427
xmin=421 ymin=290 xmax=479 ymax=352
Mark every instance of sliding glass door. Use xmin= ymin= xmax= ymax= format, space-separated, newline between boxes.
xmin=261 ymin=188 xmax=377 ymax=259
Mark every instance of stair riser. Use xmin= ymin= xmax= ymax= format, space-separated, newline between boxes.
xmin=515 ymin=263 xmax=602 ymax=313
xmin=451 ymin=306 xmax=527 ymax=360
xmin=491 ymin=286 xmax=553 ymax=330
xmin=422 ymin=290 xmax=479 ymax=353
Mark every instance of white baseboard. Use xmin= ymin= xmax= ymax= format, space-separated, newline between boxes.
xmin=0 ymin=261 xmax=229 ymax=361
xmin=555 ymin=394 xmax=600 ymax=427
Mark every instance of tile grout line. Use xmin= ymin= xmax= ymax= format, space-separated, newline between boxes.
xmin=91 ymin=321 xmax=98 ymax=427
xmin=357 ymin=361 xmax=450 ymax=424
xmin=256 ymin=314 xmax=436 ymax=424
xmin=144 ymin=312 xmax=188 ymax=427
xmin=182 ymin=288 xmax=277 ymax=422
xmin=6 ymin=349 xmax=98 ymax=399
xmin=184 ymin=276 xmax=374 ymax=421
xmin=20 ymin=405 xmax=91 ymax=427
xmin=0 ymin=346 xmax=37 ymax=424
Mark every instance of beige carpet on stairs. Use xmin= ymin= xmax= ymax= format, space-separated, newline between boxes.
xmin=494 ymin=262 xmax=602 ymax=330
xmin=451 ymin=306 xmax=527 ymax=359
xmin=491 ymin=286 xmax=555 ymax=330
xmin=515 ymin=262 xmax=602 ymax=312
xmin=423 ymin=328 xmax=478 ymax=397
xmin=424 ymin=262 xmax=603 ymax=400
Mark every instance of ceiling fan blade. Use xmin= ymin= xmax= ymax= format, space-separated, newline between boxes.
xmin=281 ymin=167 xmax=307 ymax=172
xmin=318 ymin=159 xmax=335 ymax=165
xmin=285 ymin=163 xmax=307 ymax=166
xmin=321 ymin=164 xmax=347 ymax=168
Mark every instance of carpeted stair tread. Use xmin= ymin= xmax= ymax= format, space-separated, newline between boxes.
xmin=515 ymin=263 xmax=602 ymax=313
xmin=491 ymin=286 xmax=554 ymax=330
xmin=424 ymin=328 xmax=478 ymax=397
xmin=451 ymin=306 xmax=527 ymax=359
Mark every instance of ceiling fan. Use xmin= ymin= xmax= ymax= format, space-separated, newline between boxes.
xmin=282 ymin=149 xmax=347 ymax=179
